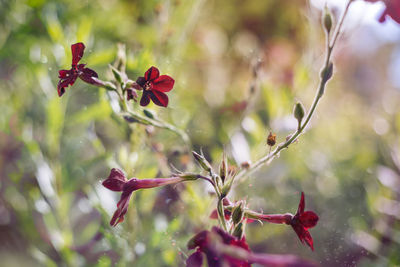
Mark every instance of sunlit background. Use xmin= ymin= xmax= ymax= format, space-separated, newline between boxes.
xmin=1 ymin=0 xmax=400 ymax=266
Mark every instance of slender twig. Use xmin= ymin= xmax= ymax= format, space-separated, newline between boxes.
xmin=235 ymin=0 xmax=353 ymax=182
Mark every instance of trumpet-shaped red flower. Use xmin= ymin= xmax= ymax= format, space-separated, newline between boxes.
xmin=186 ymin=227 xmax=317 ymax=267
xmin=102 ymin=168 xmax=186 ymax=226
xmin=246 ymin=192 xmax=319 ymax=251
xmin=135 ymin=66 xmax=175 ymax=107
xmin=57 ymin=43 xmax=99 ymax=97
xmin=290 ymin=192 xmax=319 ymax=251
xmin=365 ymin=0 xmax=400 ymax=24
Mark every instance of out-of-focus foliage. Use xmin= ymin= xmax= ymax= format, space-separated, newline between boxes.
xmin=0 ymin=0 xmax=400 ymax=266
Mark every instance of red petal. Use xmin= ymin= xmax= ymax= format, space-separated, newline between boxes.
xmin=102 ymin=168 xmax=127 ymax=192
xmin=386 ymin=1 xmax=400 ymax=24
xmin=140 ymin=92 xmax=151 ymax=106
xmin=186 ymin=251 xmax=204 ymax=267
xmin=58 ymin=69 xmax=70 ymax=78
xmin=296 ymin=192 xmax=305 ymax=215
xmin=152 ymin=75 xmax=175 ymax=92
xmin=57 ymin=74 xmax=78 ymax=97
xmin=79 ymin=67 xmax=99 ymax=85
xmin=378 ymin=9 xmax=388 ymax=23
xmin=299 ymin=211 xmax=319 ymax=229
xmin=149 ymin=90 xmax=169 ymax=107
xmin=187 ymin=230 xmax=209 ymax=250
xmin=110 ymin=191 xmax=133 ymax=226
xmin=136 ymin=76 xmax=146 ymax=88
xmin=71 ymin=43 xmax=85 ymax=66
xmin=145 ymin=66 xmax=160 ymax=81
xmin=291 ymin=224 xmax=314 ymax=251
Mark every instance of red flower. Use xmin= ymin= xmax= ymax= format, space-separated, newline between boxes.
xmin=365 ymin=0 xmax=400 ymax=24
xmin=290 ymin=192 xmax=319 ymax=251
xmin=186 ymin=227 xmax=251 ymax=267
xmin=57 ymin=43 xmax=99 ymax=97
xmin=186 ymin=227 xmax=317 ymax=267
xmin=135 ymin=66 xmax=175 ymax=107
xmin=102 ymin=168 xmax=186 ymax=226
xmin=251 ymin=192 xmax=318 ymax=251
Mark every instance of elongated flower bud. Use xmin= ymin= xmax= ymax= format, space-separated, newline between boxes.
xmin=294 ymin=102 xmax=305 ymax=130
xmin=232 ymin=222 xmax=244 ymax=239
xmin=219 ymin=151 xmax=228 ymax=183
xmin=232 ymin=201 xmax=245 ymax=225
xmin=323 ymin=7 xmax=333 ymax=34
xmin=192 ymin=151 xmax=212 ymax=172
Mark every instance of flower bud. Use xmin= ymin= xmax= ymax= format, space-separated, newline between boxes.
xmin=192 ymin=151 xmax=212 ymax=172
xmin=267 ymin=132 xmax=276 ymax=147
xmin=232 ymin=222 xmax=244 ymax=239
xmin=110 ymin=65 xmax=123 ymax=84
xmin=323 ymin=7 xmax=333 ymax=34
xmin=320 ymin=62 xmax=333 ymax=84
xmin=219 ymin=151 xmax=228 ymax=183
xmin=143 ymin=109 xmax=155 ymax=119
xmin=293 ymin=102 xmax=305 ymax=129
xmin=231 ymin=201 xmax=245 ymax=225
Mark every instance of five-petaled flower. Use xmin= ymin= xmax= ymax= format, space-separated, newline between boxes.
xmin=245 ymin=192 xmax=319 ymax=251
xmin=135 ymin=66 xmax=175 ymax=107
xmin=365 ymin=0 xmax=400 ymax=24
xmin=102 ymin=168 xmax=187 ymax=226
xmin=289 ymin=192 xmax=319 ymax=251
xmin=57 ymin=42 xmax=99 ymax=97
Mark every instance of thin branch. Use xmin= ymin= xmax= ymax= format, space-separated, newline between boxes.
xmin=235 ymin=0 xmax=354 ymax=182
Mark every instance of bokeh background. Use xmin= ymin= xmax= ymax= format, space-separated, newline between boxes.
xmin=1 ymin=0 xmax=400 ymax=266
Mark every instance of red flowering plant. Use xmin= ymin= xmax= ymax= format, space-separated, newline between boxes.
xmin=55 ymin=0 xmax=374 ymax=265
xmin=102 ymin=168 xmax=199 ymax=226
xmin=57 ymin=42 xmax=101 ymax=96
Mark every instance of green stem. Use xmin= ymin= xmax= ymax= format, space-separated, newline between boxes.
xmin=124 ymin=110 xmax=191 ymax=147
xmin=235 ymin=0 xmax=353 ymax=182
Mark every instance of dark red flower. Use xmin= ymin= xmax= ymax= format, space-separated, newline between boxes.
xmin=233 ymin=192 xmax=318 ymax=251
xmin=186 ymin=227 xmax=317 ymax=267
xmin=57 ymin=43 xmax=99 ymax=97
xmin=135 ymin=66 xmax=175 ymax=107
xmin=290 ymin=192 xmax=319 ymax=251
xmin=365 ymin=0 xmax=400 ymax=24
xmin=187 ymin=226 xmax=251 ymax=267
xmin=102 ymin=168 xmax=186 ymax=226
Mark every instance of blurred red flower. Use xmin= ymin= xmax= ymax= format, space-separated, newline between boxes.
xmin=365 ymin=0 xmax=400 ymax=24
xmin=186 ymin=226 xmax=317 ymax=267
xmin=102 ymin=168 xmax=186 ymax=226
xmin=135 ymin=66 xmax=175 ymax=107
xmin=57 ymin=43 xmax=99 ymax=97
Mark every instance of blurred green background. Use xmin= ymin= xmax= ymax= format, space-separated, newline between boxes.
xmin=1 ymin=0 xmax=400 ymax=266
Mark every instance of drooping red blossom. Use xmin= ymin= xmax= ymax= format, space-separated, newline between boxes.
xmin=102 ymin=168 xmax=186 ymax=226
xmin=245 ymin=192 xmax=319 ymax=251
xmin=365 ymin=0 xmax=400 ymax=24
xmin=57 ymin=43 xmax=100 ymax=97
xmin=186 ymin=227 xmax=317 ymax=267
xmin=135 ymin=66 xmax=175 ymax=107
